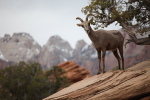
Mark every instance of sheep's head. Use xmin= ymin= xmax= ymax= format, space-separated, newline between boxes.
xmin=76 ymin=14 xmax=92 ymax=34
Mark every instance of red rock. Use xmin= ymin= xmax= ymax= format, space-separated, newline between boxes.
xmin=58 ymin=61 xmax=90 ymax=83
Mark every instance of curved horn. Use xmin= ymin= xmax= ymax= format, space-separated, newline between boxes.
xmin=86 ymin=14 xmax=93 ymax=21
xmin=76 ymin=17 xmax=84 ymax=22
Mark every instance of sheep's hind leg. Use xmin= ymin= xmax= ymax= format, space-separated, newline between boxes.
xmin=102 ymin=49 xmax=106 ymax=73
xmin=118 ymin=46 xmax=124 ymax=70
xmin=113 ymin=49 xmax=121 ymax=70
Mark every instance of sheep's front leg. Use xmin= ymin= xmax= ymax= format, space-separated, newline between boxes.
xmin=102 ymin=49 xmax=106 ymax=73
xmin=97 ymin=51 xmax=101 ymax=75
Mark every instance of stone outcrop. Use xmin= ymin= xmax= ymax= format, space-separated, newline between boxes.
xmin=58 ymin=61 xmax=90 ymax=83
xmin=43 ymin=60 xmax=150 ymax=100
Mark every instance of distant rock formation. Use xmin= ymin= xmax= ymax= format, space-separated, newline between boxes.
xmin=58 ymin=61 xmax=90 ymax=83
xmin=38 ymin=35 xmax=73 ymax=69
xmin=43 ymin=60 xmax=150 ymax=100
xmin=0 ymin=33 xmax=41 ymax=63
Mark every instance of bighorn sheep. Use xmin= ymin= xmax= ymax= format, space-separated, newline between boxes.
xmin=76 ymin=14 xmax=124 ymax=74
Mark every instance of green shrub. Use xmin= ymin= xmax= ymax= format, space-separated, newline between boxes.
xmin=0 ymin=61 xmax=70 ymax=100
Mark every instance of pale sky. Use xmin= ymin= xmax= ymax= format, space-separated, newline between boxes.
xmin=0 ymin=0 xmax=121 ymax=48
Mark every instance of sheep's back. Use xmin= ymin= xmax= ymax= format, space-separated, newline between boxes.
xmin=94 ymin=30 xmax=124 ymax=50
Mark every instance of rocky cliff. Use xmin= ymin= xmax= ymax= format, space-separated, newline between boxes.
xmin=43 ymin=60 xmax=150 ymax=100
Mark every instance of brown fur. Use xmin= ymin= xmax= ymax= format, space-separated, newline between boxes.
xmin=76 ymin=15 xmax=124 ymax=74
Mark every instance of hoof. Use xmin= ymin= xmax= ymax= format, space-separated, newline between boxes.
xmin=97 ymin=72 xmax=101 ymax=75
xmin=103 ymin=71 xmax=106 ymax=73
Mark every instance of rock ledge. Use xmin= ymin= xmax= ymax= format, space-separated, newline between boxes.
xmin=44 ymin=60 xmax=150 ymax=100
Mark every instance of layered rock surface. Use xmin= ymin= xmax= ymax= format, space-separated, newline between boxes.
xmin=58 ymin=61 xmax=90 ymax=83
xmin=43 ymin=60 xmax=150 ymax=100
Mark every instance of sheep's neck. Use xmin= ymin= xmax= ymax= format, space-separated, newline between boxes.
xmin=88 ymin=26 xmax=97 ymax=43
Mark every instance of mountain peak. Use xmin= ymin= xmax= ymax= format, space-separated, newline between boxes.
xmin=46 ymin=35 xmax=64 ymax=45
xmin=46 ymin=35 xmax=71 ymax=49
xmin=12 ymin=32 xmax=33 ymax=40
xmin=51 ymin=35 xmax=61 ymax=39
xmin=48 ymin=35 xmax=63 ymax=41
xmin=75 ymin=39 xmax=87 ymax=50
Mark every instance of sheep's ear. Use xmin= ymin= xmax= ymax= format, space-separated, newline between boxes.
xmin=77 ymin=23 xmax=83 ymax=27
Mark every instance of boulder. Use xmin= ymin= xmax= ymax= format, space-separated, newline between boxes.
xmin=58 ymin=61 xmax=90 ymax=83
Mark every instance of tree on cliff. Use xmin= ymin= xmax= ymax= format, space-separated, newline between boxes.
xmin=82 ymin=0 xmax=150 ymax=45
xmin=0 ymin=62 xmax=70 ymax=100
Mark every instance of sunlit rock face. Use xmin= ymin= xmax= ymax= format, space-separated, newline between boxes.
xmin=43 ymin=60 xmax=150 ymax=100
xmin=58 ymin=61 xmax=90 ymax=83
xmin=0 ymin=33 xmax=41 ymax=63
